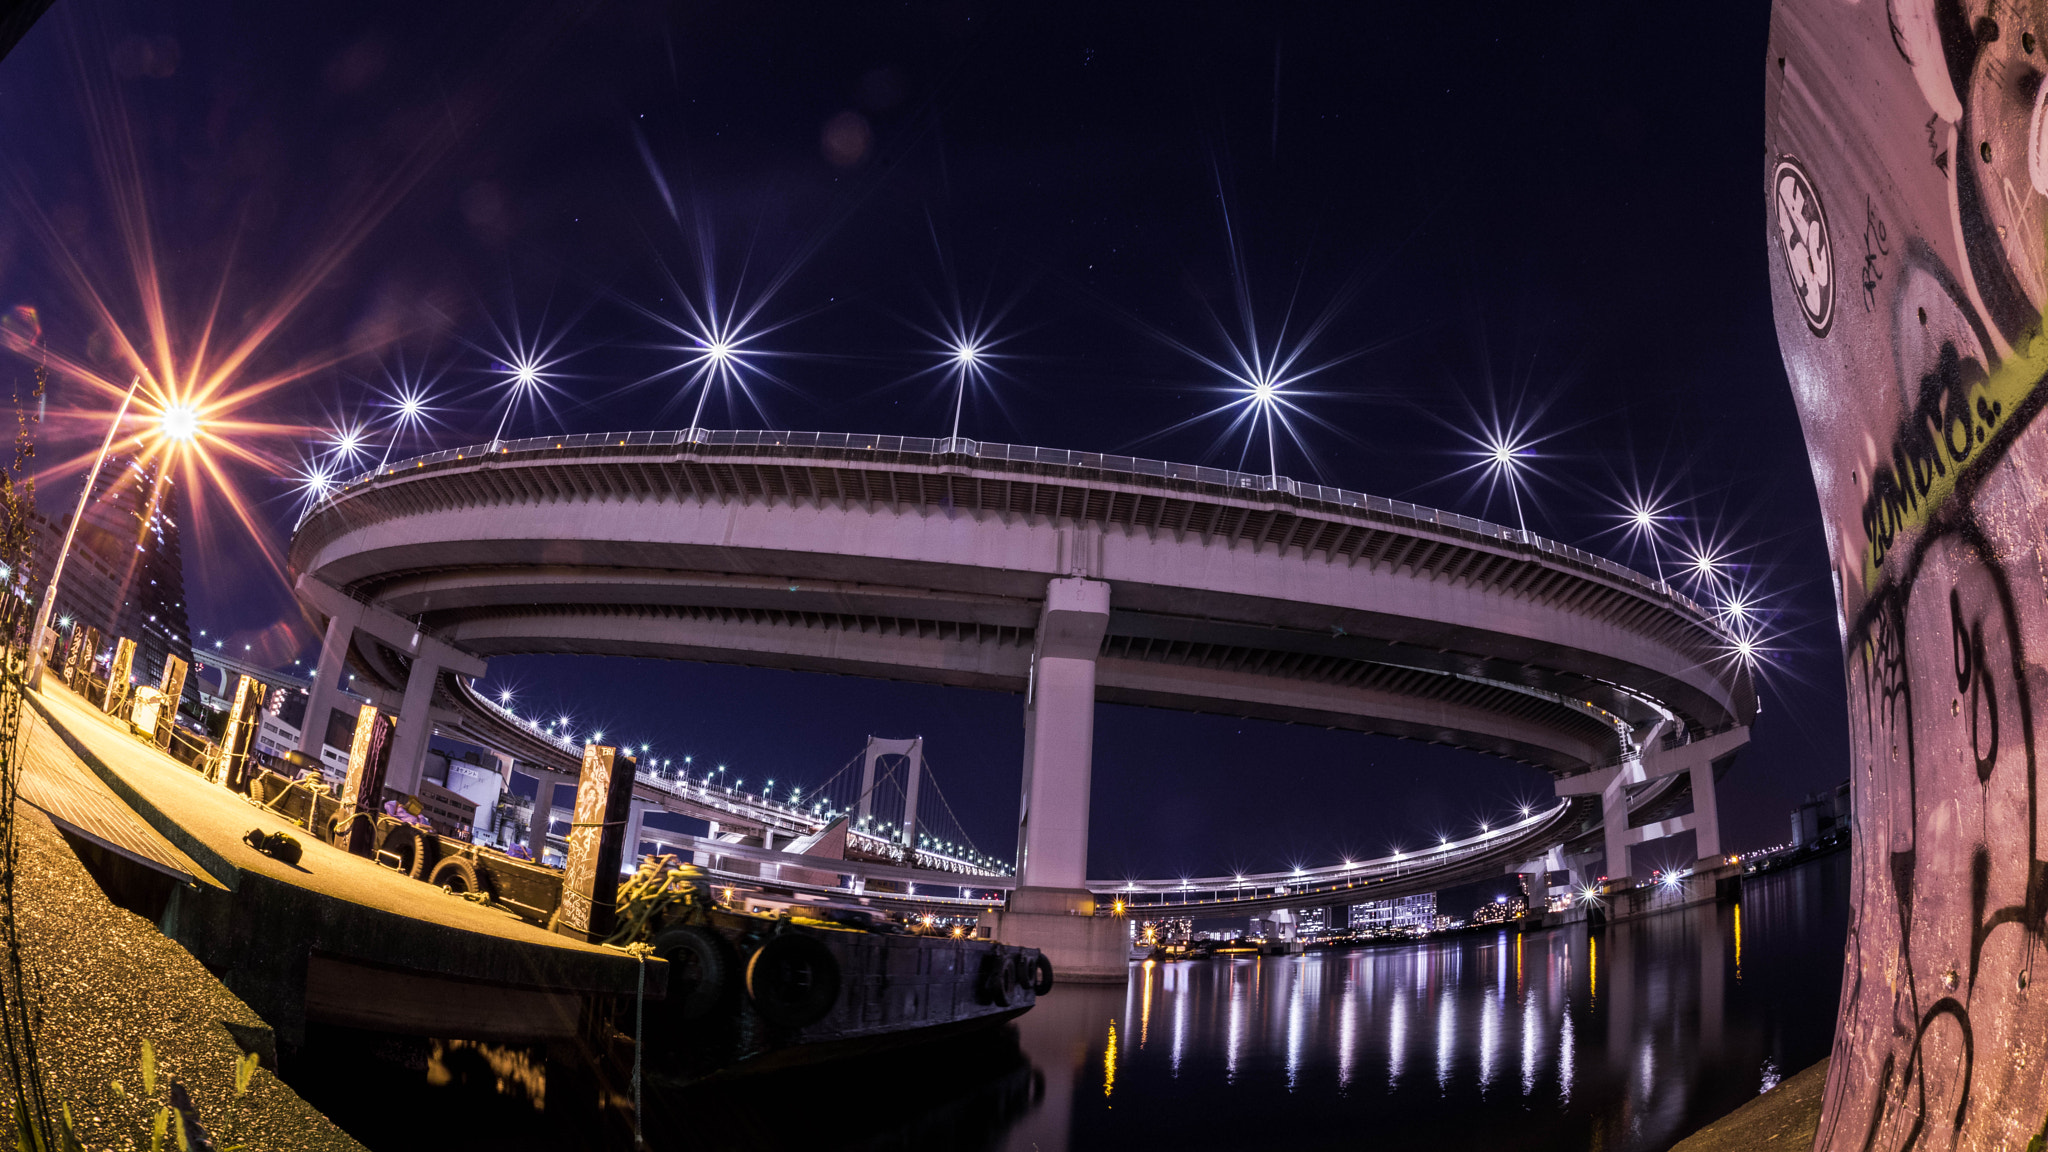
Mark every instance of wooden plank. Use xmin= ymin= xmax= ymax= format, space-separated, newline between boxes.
xmin=17 ymin=720 xmax=217 ymax=887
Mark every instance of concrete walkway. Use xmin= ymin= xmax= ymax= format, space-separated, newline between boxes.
xmin=26 ymin=683 xmax=657 ymax=1044
xmin=28 ymin=684 xmax=591 ymax=947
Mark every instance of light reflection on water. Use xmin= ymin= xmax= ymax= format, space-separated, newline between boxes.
xmin=309 ymin=854 xmax=1848 ymax=1152
xmin=999 ymin=853 xmax=1848 ymax=1151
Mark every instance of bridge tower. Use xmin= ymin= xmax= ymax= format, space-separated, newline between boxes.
xmin=857 ymin=736 xmax=923 ymax=849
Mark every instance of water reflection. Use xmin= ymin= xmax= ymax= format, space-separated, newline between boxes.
xmin=293 ymin=855 xmax=1848 ymax=1152
xmin=997 ymin=852 xmax=1847 ymax=1151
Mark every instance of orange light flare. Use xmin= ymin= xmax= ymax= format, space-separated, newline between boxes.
xmin=3 ymin=33 xmax=469 ymax=601
xmin=20 ymin=348 xmax=327 ymax=591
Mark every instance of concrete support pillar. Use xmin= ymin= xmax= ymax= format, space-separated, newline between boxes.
xmin=1690 ymin=757 xmax=1723 ymax=862
xmin=383 ymin=654 xmax=442 ymax=798
xmin=526 ymin=772 xmax=563 ymax=863
xmin=552 ymin=745 xmax=635 ymax=943
xmin=1014 ymin=577 xmax=1111 ymax=891
xmin=298 ymin=602 xmax=363 ymax=756
xmin=1271 ymin=906 xmax=1298 ymax=942
xmin=624 ymin=798 xmax=650 ymax=871
xmin=1601 ymin=774 xmax=1631 ymax=885
xmin=985 ymin=577 xmax=1127 ymax=983
xmin=488 ymin=749 xmax=514 ymax=786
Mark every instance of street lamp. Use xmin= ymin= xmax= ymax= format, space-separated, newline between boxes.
xmin=27 ymin=375 xmax=143 ymax=690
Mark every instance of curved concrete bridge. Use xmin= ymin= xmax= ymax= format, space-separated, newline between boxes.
xmin=288 ymin=428 xmax=1756 ymax=974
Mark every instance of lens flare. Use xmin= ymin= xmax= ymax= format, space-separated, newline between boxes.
xmin=159 ymin=404 xmax=199 ymax=443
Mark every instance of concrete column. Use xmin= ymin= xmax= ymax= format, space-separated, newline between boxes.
xmin=526 ymin=772 xmax=561 ymax=862
xmin=488 ymin=749 xmax=514 ymax=786
xmin=383 ymin=654 xmax=441 ymax=797
xmin=624 ymin=799 xmax=650 ymax=870
xmin=1602 ymin=773 xmax=1631 ymax=884
xmin=298 ymin=602 xmax=362 ymax=756
xmin=1014 ymin=577 xmax=1111 ymax=892
xmin=1690 ymin=758 xmax=1723 ymax=861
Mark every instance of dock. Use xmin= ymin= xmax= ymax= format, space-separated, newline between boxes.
xmin=23 ymin=682 xmax=664 ymax=1048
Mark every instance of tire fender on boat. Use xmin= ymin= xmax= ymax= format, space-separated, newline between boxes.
xmin=745 ymin=932 xmax=840 ymax=1029
xmin=377 ymin=823 xmax=436 ymax=880
xmin=651 ymin=925 xmax=736 ymax=1023
xmin=1028 ymin=953 xmax=1054 ymax=996
xmin=426 ymin=855 xmax=484 ymax=895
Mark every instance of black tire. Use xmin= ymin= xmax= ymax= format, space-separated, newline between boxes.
xmin=650 ymin=926 xmax=735 ymax=1023
xmin=745 ymin=933 xmax=840 ymax=1029
xmin=378 ymin=824 xmax=436 ymax=880
xmin=1028 ymin=953 xmax=1054 ymax=996
xmin=427 ymin=855 xmax=485 ymax=895
xmin=978 ymin=950 xmax=1018 ymax=1007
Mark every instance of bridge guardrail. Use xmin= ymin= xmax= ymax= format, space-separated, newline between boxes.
xmin=305 ymin=428 xmax=1725 ymax=633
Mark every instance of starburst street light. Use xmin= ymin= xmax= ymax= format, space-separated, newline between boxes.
xmin=372 ymin=357 xmax=447 ymax=470
xmin=624 ymin=241 xmax=813 ymax=440
xmin=1122 ymin=175 xmax=1374 ymax=483
xmin=899 ymin=274 xmax=1024 ymax=448
xmin=1601 ymin=484 xmax=1682 ymax=584
xmin=1451 ymin=415 xmax=1545 ymax=535
xmin=288 ymin=453 xmax=337 ymax=521
xmin=469 ymin=309 xmax=578 ymax=450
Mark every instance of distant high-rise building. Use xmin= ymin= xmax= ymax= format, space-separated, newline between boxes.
xmin=35 ymin=454 xmax=192 ymax=689
xmin=1350 ymin=892 xmax=1437 ymax=934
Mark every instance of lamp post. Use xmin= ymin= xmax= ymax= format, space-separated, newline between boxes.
xmin=26 ymin=375 xmax=142 ymax=691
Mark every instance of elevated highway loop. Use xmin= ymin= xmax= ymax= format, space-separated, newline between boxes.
xmin=289 ymin=428 xmax=1757 ymax=978
xmin=1094 ymin=798 xmax=1578 ymax=915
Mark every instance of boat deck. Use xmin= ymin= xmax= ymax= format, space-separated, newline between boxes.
xmin=26 ymin=683 xmax=661 ymax=1045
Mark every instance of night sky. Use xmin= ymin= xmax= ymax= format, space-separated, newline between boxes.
xmin=0 ymin=1 xmax=1832 ymax=885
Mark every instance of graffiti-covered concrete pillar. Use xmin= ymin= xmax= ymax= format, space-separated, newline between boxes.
xmin=1766 ymin=3 xmax=2048 ymax=1141
xmin=552 ymin=745 xmax=635 ymax=943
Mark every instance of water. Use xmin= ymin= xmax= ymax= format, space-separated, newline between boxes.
xmin=300 ymin=853 xmax=1849 ymax=1151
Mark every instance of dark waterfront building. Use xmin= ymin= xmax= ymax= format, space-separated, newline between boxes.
xmin=1790 ymin=781 xmax=1849 ymax=848
xmin=35 ymin=455 xmax=192 ymax=687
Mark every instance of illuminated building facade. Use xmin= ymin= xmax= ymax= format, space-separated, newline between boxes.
xmin=1351 ymin=893 xmax=1437 ymax=934
xmin=35 ymin=455 xmax=192 ymax=692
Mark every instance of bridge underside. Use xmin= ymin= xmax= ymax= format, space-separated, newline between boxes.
xmin=338 ymin=569 xmax=1623 ymax=775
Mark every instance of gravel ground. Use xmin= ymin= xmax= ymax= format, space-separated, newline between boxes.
xmin=8 ymin=800 xmax=364 ymax=1151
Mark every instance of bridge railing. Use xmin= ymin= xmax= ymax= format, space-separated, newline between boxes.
xmin=1089 ymin=798 xmax=1573 ymax=907
xmin=312 ymin=428 xmax=1722 ymax=630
